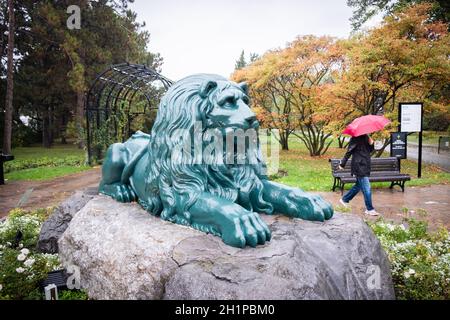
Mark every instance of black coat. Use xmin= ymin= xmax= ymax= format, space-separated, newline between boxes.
xmin=340 ymin=135 xmax=374 ymax=177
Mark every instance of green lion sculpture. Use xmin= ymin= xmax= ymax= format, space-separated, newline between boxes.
xmin=99 ymin=74 xmax=333 ymax=248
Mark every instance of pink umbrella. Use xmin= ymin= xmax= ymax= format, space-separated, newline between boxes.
xmin=342 ymin=115 xmax=391 ymax=137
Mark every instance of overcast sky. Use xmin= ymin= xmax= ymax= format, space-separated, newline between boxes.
xmin=129 ymin=0 xmax=379 ymax=81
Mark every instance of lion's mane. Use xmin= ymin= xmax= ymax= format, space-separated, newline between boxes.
xmin=140 ymin=74 xmax=273 ymax=224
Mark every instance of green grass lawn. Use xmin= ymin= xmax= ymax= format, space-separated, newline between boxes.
xmin=268 ymin=137 xmax=450 ymax=192
xmin=4 ymin=144 xmax=90 ymax=182
xmin=9 ymin=144 xmax=87 ymax=160
xmin=5 ymin=138 xmax=450 ymax=189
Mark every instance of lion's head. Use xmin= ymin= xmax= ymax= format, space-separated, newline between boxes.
xmin=143 ymin=74 xmax=273 ymax=222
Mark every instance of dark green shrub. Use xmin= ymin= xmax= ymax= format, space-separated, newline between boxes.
xmin=4 ymin=156 xmax=85 ymax=173
xmin=59 ymin=290 xmax=89 ymax=300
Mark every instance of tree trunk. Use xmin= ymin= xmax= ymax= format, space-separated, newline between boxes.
xmin=76 ymin=89 xmax=85 ymax=149
xmin=42 ymin=107 xmax=52 ymax=148
xmin=60 ymin=113 xmax=68 ymax=144
xmin=374 ymin=138 xmax=391 ymax=157
xmin=75 ymin=47 xmax=86 ymax=149
xmin=281 ymin=140 xmax=289 ymax=151
xmin=279 ymin=130 xmax=289 ymax=150
xmin=295 ymin=126 xmax=332 ymax=157
xmin=338 ymin=136 xmax=349 ymax=149
xmin=2 ymin=0 xmax=15 ymax=155
xmin=49 ymin=104 xmax=54 ymax=145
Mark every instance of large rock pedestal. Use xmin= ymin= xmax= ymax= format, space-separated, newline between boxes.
xmin=38 ymin=188 xmax=97 ymax=253
xmin=58 ymin=195 xmax=395 ymax=300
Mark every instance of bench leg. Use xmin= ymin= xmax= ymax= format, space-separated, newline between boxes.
xmin=332 ymin=178 xmax=337 ymax=192
xmin=340 ymin=183 xmax=345 ymax=195
xmin=390 ymin=181 xmax=406 ymax=192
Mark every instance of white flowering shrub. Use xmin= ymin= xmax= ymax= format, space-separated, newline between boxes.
xmin=0 ymin=208 xmax=61 ymax=300
xmin=0 ymin=246 xmax=60 ymax=299
xmin=0 ymin=208 xmax=51 ymax=247
xmin=369 ymin=218 xmax=450 ymax=300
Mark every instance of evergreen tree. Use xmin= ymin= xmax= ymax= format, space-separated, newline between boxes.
xmin=1 ymin=0 xmax=163 ymax=148
xmin=235 ymin=50 xmax=247 ymax=70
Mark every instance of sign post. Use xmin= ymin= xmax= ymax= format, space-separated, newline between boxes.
xmin=399 ymin=103 xmax=423 ymax=178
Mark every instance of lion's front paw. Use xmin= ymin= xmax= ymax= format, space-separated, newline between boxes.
xmin=99 ymin=183 xmax=137 ymax=203
xmin=221 ymin=211 xmax=272 ymax=248
xmin=283 ymin=190 xmax=333 ymax=221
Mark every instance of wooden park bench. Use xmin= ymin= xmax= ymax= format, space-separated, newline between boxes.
xmin=329 ymin=157 xmax=411 ymax=194
xmin=0 ymin=151 xmax=14 ymax=185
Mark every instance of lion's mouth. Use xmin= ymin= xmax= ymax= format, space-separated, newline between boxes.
xmin=209 ymin=117 xmax=259 ymax=131
xmin=218 ymin=122 xmax=259 ymax=132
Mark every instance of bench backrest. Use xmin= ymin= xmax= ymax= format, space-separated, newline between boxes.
xmin=329 ymin=157 xmax=399 ymax=173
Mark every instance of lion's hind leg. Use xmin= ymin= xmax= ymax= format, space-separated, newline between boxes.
xmin=99 ymin=143 xmax=136 ymax=203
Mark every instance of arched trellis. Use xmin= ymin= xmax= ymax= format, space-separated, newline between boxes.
xmin=85 ymin=63 xmax=173 ymax=164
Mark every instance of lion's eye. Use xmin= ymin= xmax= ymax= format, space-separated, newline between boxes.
xmin=242 ymin=96 xmax=250 ymax=104
xmin=225 ymin=97 xmax=235 ymax=105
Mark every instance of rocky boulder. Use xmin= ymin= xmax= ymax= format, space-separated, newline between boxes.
xmin=37 ymin=188 xmax=97 ymax=253
xmin=58 ymin=195 xmax=395 ymax=300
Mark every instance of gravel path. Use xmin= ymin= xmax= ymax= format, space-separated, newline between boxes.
xmin=0 ymin=167 xmax=101 ymax=217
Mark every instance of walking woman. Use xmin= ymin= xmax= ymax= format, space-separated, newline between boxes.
xmin=338 ymin=134 xmax=380 ymax=216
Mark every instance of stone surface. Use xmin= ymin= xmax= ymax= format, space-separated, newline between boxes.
xmin=37 ymin=187 xmax=97 ymax=253
xmin=58 ymin=195 xmax=395 ymax=300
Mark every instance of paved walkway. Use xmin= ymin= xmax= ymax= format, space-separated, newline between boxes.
xmin=317 ymin=184 xmax=450 ymax=230
xmin=1 ymin=168 xmax=449 ymax=230
xmin=407 ymin=142 xmax=450 ymax=172
xmin=0 ymin=168 xmax=101 ymax=218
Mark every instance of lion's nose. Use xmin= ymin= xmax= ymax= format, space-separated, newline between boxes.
xmin=245 ymin=115 xmax=256 ymax=123
xmin=245 ymin=115 xmax=258 ymax=128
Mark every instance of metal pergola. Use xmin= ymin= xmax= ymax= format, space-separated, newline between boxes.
xmin=85 ymin=63 xmax=173 ymax=164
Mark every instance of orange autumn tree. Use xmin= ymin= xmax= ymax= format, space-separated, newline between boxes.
xmin=321 ymin=3 xmax=450 ymax=155
xmin=232 ymin=36 xmax=345 ymax=155
xmin=232 ymin=48 xmax=298 ymax=151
